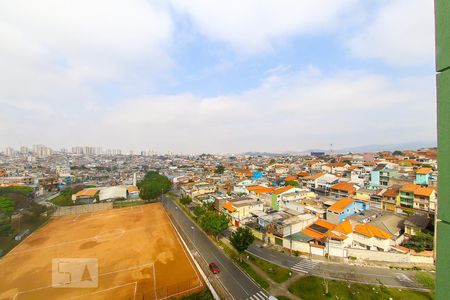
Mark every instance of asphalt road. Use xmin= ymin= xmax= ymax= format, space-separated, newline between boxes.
xmin=247 ymin=243 xmax=428 ymax=290
xmin=162 ymin=195 xmax=270 ymax=300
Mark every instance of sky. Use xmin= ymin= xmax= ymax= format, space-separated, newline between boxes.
xmin=0 ymin=0 xmax=437 ymax=154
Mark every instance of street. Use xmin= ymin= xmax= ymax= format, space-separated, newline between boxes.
xmin=162 ymin=195 xmax=270 ymax=300
xmin=247 ymin=243 xmax=429 ymax=290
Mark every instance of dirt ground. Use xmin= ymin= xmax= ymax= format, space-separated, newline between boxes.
xmin=0 ymin=203 xmax=203 ymax=300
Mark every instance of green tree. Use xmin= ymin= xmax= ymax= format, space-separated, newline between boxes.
xmin=199 ymin=212 xmax=229 ymax=239
xmin=284 ymin=180 xmax=299 ymax=187
xmin=138 ymin=171 xmax=172 ymax=201
xmin=404 ymin=232 xmax=434 ymax=251
xmin=0 ymin=216 xmax=12 ymax=236
xmin=0 ymin=197 xmax=14 ymax=219
xmin=392 ymin=150 xmax=405 ymax=156
xmin=215 ymin=165 xmax=225 ymax=174
xmin=180 ymin=196 xmax=192 ymax=205
xmin=230 ymin=227 xmax=255 ymax=260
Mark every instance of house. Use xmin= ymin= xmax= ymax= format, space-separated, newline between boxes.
xmin=370 ymin=214 xmax=405 ymax=243
xmin=127 ymin=185 xmax=140 ymax=198
xmin=380 ymin=187 xmax=400 ymax=212
xmin=369 ymin=164 xmax=399 ymax=188
xmin=190 ymin=182 xmax=216 ymax=198
xmin=233 ymin=179 xmax=257 ymax=194
xmin=404 ymin=215 xmax=430 ymax=236
xmin=270 ymin=186 xmax=308 ymax=210
xmin=399 ymin=184 xmax=437 ymax=213
xmin=213 ymin=194 xmax=232 ymax=211
xmin=326 ymin=220 xmax=354 ymax=257
xmin=321 ymin=163 xmax=349 ymax=175
xmin=302 ymin=172 xmax=338 ymax=193
xmin=246 ymin=185 xmax=275 ymax=198
xmin=352 ymin=223 xmax=393 ymax=251
xmin=235 ymin=169 xmax=253 ymax=178
xmin=415 ymin=167 xmax=432 ymax=185
xmin=72 ymin=188 xmax=98 ymax=204
xmin=326 ymin=198 xmax=368 ymax=224
xmin=329 ymin=182 xmax=357 ymax=198
xmin=301 ymin=219 xmax=336 ymax=244
xmin=223 ymin=199 xmax=264 ymax=226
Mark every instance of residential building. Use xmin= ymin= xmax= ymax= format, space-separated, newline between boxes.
xmin=326 ymin=198 xmax=368 ymax=224
xmin=329 ymin=182 xmax=357 ymax=198
xmin=415 ymin=167 xmax=433 ymax=185
xmin=399 ymin=184 xmax=437 ymax=213
xmin=352 ymin=223 xmax=393 ymax=251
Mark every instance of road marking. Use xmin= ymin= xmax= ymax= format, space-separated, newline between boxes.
xmin=396 ymin=274 xmax=413 ymax=282
xmin=247 ymin=290 xmax=268 ymax=300
xmin=291 ymin=260 xmax=318 ymax=273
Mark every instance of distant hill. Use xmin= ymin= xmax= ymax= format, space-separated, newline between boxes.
xmin=244 ymin=140 xmax=437 ymax=156
xmin=337 ymin=141 xmax=437 ymax=153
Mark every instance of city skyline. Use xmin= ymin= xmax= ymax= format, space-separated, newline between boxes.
xmin=0 ymin=0 xmax=436 ymax=153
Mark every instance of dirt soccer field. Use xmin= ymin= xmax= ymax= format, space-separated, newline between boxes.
xmin=0 ymin=203 xmax=203 ymax=299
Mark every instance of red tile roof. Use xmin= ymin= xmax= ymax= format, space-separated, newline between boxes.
xmin=330 ymin=182 xmax=356 ymax=194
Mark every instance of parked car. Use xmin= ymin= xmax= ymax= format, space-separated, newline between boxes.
xmin=209 ymin=262 xmax=220 ymax=274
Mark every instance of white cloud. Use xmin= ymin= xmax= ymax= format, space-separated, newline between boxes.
xmin=346 ymin=0 xmax=435 ymax=67
xmin=0 ymin=0 xmax=175 ymax=149
xmin=0 ymin=1 xmax=436 ymax=153
xmin=169 ymin=0 xmax=359 ymax=54
xmin=0 ymin=0 xmax=173 ymax=108
xmin=82 ymin=68 xmax=436 ymax=153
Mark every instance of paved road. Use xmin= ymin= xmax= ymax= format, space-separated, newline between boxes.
xmin=247 ymin=243 xmax=428 ymax=290
xmin=162 ymin=195 xmax=270 ymax=300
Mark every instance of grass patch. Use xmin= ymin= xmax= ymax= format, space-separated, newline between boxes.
xmin=416 ymin=272 xmax=435 ymax=290
xmin=51 ymin=187 xmax=82 ymax=206
xmin=288 ymin=276 xmax=434 ymax=300
xmin=248 ymin=254 xmax=291 ymax=283
xmin=237 ymin=260 xmax=270 ymax=289
xmin=216 ymin=240 xmax=269 ymax=289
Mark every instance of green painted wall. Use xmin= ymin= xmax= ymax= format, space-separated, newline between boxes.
xmin=436 ymin=1 xmax=450 ymax=299
xmin=436 ymin=0 xmax=450 ymax=71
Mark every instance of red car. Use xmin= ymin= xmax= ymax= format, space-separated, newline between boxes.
xmin=209 ymin=262 xmax=220 ymax=274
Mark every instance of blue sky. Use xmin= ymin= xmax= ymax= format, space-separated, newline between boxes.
xmin=0 ymin=0 xmax=437 ymax=153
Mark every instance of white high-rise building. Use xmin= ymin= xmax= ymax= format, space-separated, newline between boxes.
xmin=20 ymin=146 xmax=29 ymax=154
xmin=4 ymin=147 xmax=15 ymax=156
xmin=32 ymin=144 xmax=52 ymax=158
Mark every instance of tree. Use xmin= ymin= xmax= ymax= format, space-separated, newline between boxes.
xmin=0 ymin=197 xmax=14 ymax=219
xmin=404 ymin=232 xmax=434 ymax=252
xmin=0 ymin=216 xmax=12 ymax=236
xmin=199 ymin=212 xmax=229 ymax=238
xmin=284 ymin=180 xmax=299 ymax=187
xmin=180 ymin=196 xmax=192 ymax=205
xmin=230 ymin=227 xmax=254 ymax=260
xmin=138 ymin=171 xmax=172 ymax=201
xmin=215 ymin=165 xmax=225 ymax=174
xmin=392 ymin=150 xmax=405 ymax=156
